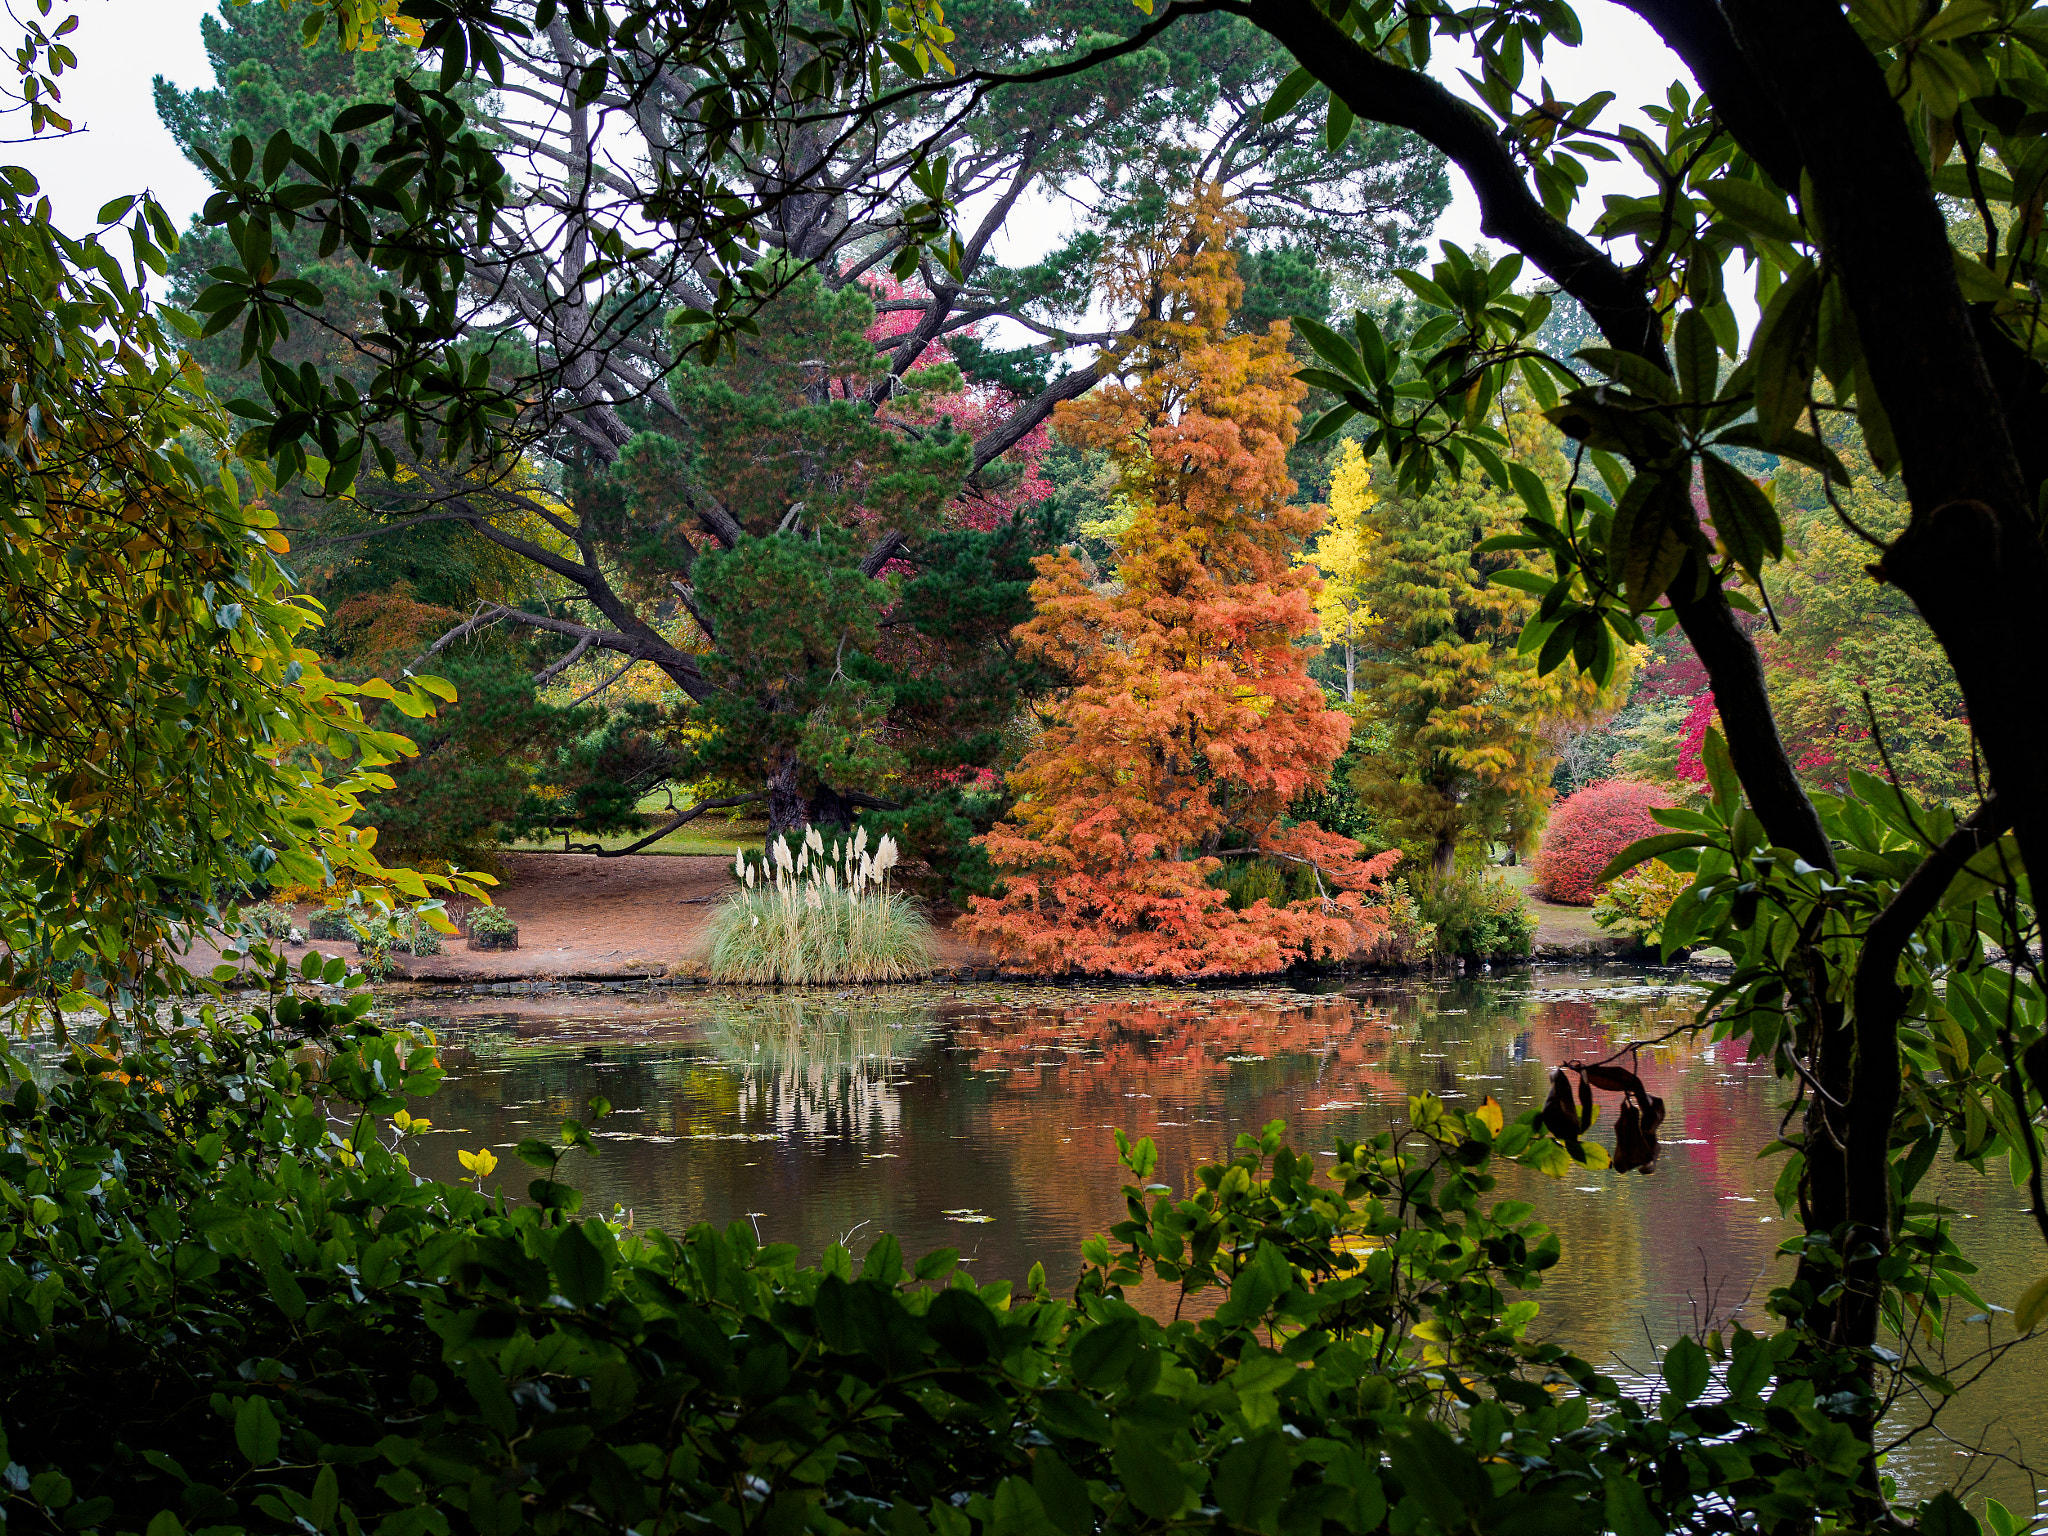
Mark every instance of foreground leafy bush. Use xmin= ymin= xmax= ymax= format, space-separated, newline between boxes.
xmin=1533 ymin=780 xmax=1676 ymax=905
xmin=0 ymin=989 xmax=1930 ymax=1536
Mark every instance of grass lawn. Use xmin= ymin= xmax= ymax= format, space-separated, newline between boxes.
xmin=1498 ymin=864 xmax=1610 ymax=944
xmin=501 ymin=816 xmax=771 ymax=858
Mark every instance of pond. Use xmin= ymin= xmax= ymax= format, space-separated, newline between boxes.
xmin=385 ymin=966 xmax=2046 ymax=1519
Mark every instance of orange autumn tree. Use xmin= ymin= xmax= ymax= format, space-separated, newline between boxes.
xmin=961 ymin=191 xmax=1397 ymax=977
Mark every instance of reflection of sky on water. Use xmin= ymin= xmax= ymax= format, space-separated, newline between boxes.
xmin=396 ymin=969 xmax=2048 ymax=1519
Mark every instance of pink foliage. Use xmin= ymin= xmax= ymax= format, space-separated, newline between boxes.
xmin=1533 ymin=779 xmax=1677 ymax=905
xmin=857 ymin=272 xmax=1053 ymax=530
xmin=1675 ymin=693 xmax=1718 ymax=783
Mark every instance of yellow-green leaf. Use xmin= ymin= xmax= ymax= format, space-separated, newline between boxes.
xmin=2016 ymin=1272 xmax=2048 ymax=1333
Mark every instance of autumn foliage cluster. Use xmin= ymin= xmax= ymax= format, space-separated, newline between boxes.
xmin=1531 ymin=779 xmax=1675 ymax=905
xmin=960 ymin=192 xmax=1395 ymax=976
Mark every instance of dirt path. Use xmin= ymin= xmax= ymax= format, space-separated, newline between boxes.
xmin=249 ymin=852 xmax=1001 ymax=982
xmin=189 ymin=854 xmax=1635 ymax=985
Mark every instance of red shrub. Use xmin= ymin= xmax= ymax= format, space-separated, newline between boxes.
xmin=1533 ymin=779 xmax=1676 ymax=905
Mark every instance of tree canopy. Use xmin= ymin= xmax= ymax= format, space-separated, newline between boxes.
xmin=962 ymin=193 xmax=1394 ymax=975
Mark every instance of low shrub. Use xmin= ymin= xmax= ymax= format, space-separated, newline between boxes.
xmin=466 ymin=904 xmax=517 ymax=937
xmin=1211 ymin=856 xmax=1319 ymax=911
xmin=1352 ymin=876 xmax=1438 ymax=967
xmin=355 ymin=908 xmax=445 ymax=958
xmin=707 ymin=826 xmax=935 ymax=983
xmin=237 ymin=900 xmax=300 ymax=941
xmin=0 ymin=1008 xmax=1881 ymax=1536
xmin=1532 ymin=779 xmax=1676 ymax=905
xmin=305 ymin=907 xmax=356 ymax=943
xmin=1413 ymin=867 xmax=1535 ymax=960
xmin=1592 ymin=859 xmax=1693 ymax=949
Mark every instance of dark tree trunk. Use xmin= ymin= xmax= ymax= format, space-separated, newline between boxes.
xmin=766 ymin=756 xmax=808 ymax=844
xmin=807 ymin=781 xmax=857 ymax=833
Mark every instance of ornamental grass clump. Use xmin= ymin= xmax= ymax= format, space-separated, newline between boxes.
xmin=707 ymin=825 xmax=934 ymax=984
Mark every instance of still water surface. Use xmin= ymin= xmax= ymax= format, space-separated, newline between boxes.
xmin=394 ymin=968 xmax=2048 ymax=1520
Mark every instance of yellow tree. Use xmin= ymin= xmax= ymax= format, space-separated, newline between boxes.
xmin=1295 ymin=437 xmax=1377 ymax=701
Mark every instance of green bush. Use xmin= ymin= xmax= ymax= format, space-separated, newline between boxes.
xmin=1354 ymin=876 xmax=1438 ymax=968
xmin=1591 ymin=859 xmax=1692 ymax=949
xmin=1412 ymin=867 xmax=1536 ymax=960
xmin=707 ymin=828 xmax=934 ymax=983
xmin=466 ymin=904 xmax=517 ymax=937
xmin=306 ymin=907 xmax=356 ymax=943
xmin=0 ymin=1010 xmax=1882 ymax=1536
xmin=1211 ymin=856 xmax=1318 ymax=911
xmin=237 ymin=900 xmax=300 ymax=941
xmin=354 ymin=908 xmax=445 ymax=958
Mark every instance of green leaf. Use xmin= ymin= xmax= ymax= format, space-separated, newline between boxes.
xmin=1262 ymin=66 xmax=1317 ymax=122
xmin=1488 ymin=569 xmax=1555 ymax=595
xmin=1952 ymin=248 xmax=2011 ymax=302
xmin=1070 ymin=1316 xmax=1143 ymax=1390
xmin=1702 ymin=728 xmax=1741 ymax=813
xmin=550 ymin=1220 xmax=614 ymax=1308
xmin=1701 ymin=453 xmax=1783 ymax=578
xmin=1033 ymin=1451 xmax=1094 ymax=1536
xmin=1920 ymin=1490 xmax=1981 ymax=1536
xmin=1673 ymin=308 xmax=1718 ymax=403
xmin=332 ymin=102 xmax=392 ymax=133
xmin=1573 ymin=347 xmax=1677 ymax=403
xmin=1326 ymin=93 xmax=1355 ymax=150
xmin=1724 ymin=1332 xmax=1773 ymax=1401
xmin=1214 ymin=1433 xmax=1292 ymax=1531
xmin=1112 ymin=1426 xmax=1188 ymax=1519
xmin=1397 ymin=270 xmax=1455 ymax=311
xmin=1291 ymin=317 xmax=1364 ymax=377
xmin=2015 ymin=1271 xmax=2048 ymax=1333
xmin=860 ymin=1232 xmax=904 ymax=1285
xmin=1506 ymin=461 xmax=1555 ymax=524
xmin=1299 ymin=402 xmax=1359 ymax=444
xmin=515 ymin=1137 xmax=561 ymax=1169
xmin=1703 ymin=179 xmax=1806 ymax=245
xmin=1386 ymin=1425 xmax=1486 ymax=1531
xmin=1615 ymin=475 xmax=1689 ymax=610
xmin=1661 ymin=1334 xmax=1709 ymax=1403
xmin=1751 ymin=259 xmax=1821 ymax=444
xmin=1605 ymin=1475 xmax=1659 ymax=1536
xmin=234 ymin=1395 xmax=281 ymax=1467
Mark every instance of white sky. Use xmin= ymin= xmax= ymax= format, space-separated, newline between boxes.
xmin=8 ymin=0 xmax=1722 ymax=324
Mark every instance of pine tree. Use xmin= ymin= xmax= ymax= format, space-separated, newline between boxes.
xmin=1348 ymin=441 xmax=1618 ymax=873
xmin=961 ymin=192 xmax=1395 ymax=977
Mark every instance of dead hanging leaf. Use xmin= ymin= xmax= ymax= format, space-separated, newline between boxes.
xmin=1542 ymin=1070 xmax=1588 ymax=1163
xmin=1584 ymin=1063 xmax=1646 ymax=1096
xmin=1476 ymin=1095 xmax=1504 ymax=1136
xmin=1612 ymin=1098 xmax=1658 ymax=1174
xmin=1567 ymin=1062 xmax=1669 ymax=1176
